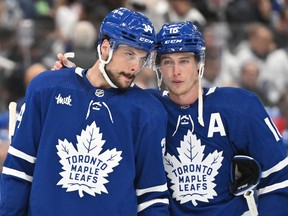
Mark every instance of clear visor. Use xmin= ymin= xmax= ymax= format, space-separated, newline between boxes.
xmin=116 ymin=44 xmax=156 ymax=75
xmin=154 ymin=53 xmax=196 ymax=72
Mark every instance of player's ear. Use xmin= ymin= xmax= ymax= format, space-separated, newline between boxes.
xmin=100 ymin=39 xmax=111 ymax=60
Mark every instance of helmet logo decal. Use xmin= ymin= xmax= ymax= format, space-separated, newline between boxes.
xmin=164 ymin=39 xmax=183 ymax=44
xmin=139 ymin=37 xmax=154 ymax=44
xmin=113 ymin=8 xmax=124 ymax=16
xmin=143 ymin=24 xmax=153 ymax=33
xmin=169 ymin=27 xmax=180 ymax=34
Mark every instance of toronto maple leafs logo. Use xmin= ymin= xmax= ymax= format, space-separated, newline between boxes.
xmin=164 ymin=130 xmax=223 ymax=206
xmin=56 ymin=122 xmax=122 ymax=198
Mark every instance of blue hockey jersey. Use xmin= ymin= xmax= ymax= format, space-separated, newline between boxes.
xmin=149 ymin=87 xmax=288 ymax=216
xmin=0 ymin=67 xmax=170 ymax=216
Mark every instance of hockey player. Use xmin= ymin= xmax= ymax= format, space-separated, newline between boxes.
xmin=53 ymin=21 xmax=288 ymax=216
xmin=153 ymin=21 xmax=288 ymax=215
xmin=0 ymin=8 xmax=170 ymax=216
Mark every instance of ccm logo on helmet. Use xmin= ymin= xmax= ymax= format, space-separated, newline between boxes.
xmin=139 ymin=37 xmax=154 ymax=44
xmin=164 ymin=39 xmax=183 ymax=44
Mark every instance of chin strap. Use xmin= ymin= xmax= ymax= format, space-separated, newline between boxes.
xmin=197 ymin=62 xmax=204 ymax=127
xmin=155 ymin=68 xmax=163 ymax=90
xmin=97 ymin=44 xmax=118 ymax=89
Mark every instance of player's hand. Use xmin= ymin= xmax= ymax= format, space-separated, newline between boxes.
xmin=51 ymin=53 xmax=76 ymax=70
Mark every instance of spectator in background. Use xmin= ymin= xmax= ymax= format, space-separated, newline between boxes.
xmin=225 ymin=0 xmax=274 ymax=49
xmin=264 ymin=45 xmax=288 ymax=104
xmin=276 ymin=88 xmax=288 ymax=152
xmin=16 ymin=62 xmax=47 ymax=112
xmin=0 ymin=0 xmax=23 ymax=30
xmin=163 ymin=0 xmax=206 ymax=30
xmin=125 ymin=0 xmax=168 ymax=31
xmin=202 ymin=50 xmax=221 ymax=87
xmin=71 ymin=20 xmax=97 ymax=68
xmin=80 ymin=0 xmax=126 ymax=27
xmin=234 ymin=22 xmax=276 ymax=104
xmin=235 ymin=22 xmax=276 ymax=67
xmin=0 ymin=62 xmax=46 ymax=194
xmin=53 ymin=0 xmax=81 ymax=53
xmin=273 ymin=6 xmax=288 ymax=48
xmin=0 ymin=27 xmax=18 ymax=112
xmin=225 ymin=0 xmax=273 ymax=25
xmin=192 ymin=0 xmax=231 ymax=22
xmin=238 ymin=61 xmax=271 ymax=106
xmin=17 ymin=0 xmax=37 ymax=19
xmin=201 ymin=23 xmax=238 ymax=87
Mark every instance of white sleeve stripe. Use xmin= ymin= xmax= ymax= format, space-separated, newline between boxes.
xmin=8 ymin=146 xmax=36 ymax=164
xmin=264 ymin=117 xmax=281 ymax=141
xmin=258 ymin=179 xmax=288 ymax=195
xmin=136 ymin=183 xmax=168 ymax=196
xmin=2 ymin=167 xmax=33 ymax=182
xmin=262 ymin=157 xmax=288 ymax=178
xmin=137 ymin=198 xmax=169 ymax=212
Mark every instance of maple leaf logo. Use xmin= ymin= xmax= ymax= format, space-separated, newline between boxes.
xmin=164 ymin=130 xmax=223 ymax=206
xmin=56 ymin=122 xmax=122 ymax=198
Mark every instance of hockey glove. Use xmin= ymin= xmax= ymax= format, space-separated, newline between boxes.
xmin=230 ymin=155 xmax=261 ymax=196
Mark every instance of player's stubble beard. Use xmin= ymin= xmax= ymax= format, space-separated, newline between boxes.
xmin=105 ymin=66 xmax=136 ymax=90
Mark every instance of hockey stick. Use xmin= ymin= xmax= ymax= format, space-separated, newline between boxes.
xmin=244 ymin=189 xmax=258 ymax=216
xmin=230 ymin=155 xmax=261 ymax=216
xmin=8 ymin=101 xmax=17 ymax=143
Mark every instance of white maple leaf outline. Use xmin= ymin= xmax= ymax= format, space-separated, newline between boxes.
xmin=164 ymin=130 xmax=223 ymax=206
xmin=56 ymin=122 xmax=122 ymax=198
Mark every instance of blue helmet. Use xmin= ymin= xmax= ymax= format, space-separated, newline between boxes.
xmin=99 ymin=7 xmax=156 ymax=52
xmin=155 ymin=21 xmax=206 ymax=127
xmin=156 ymin=21 xmax=206 ymax=62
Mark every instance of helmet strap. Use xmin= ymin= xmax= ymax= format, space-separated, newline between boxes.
xmin=97 ymin=44 xmax=118 ymax=88
xmin=156 ymin=68 xmax=163 ymax=90
xmin=197 ymin=62 xmax=205 ymax=127
xmin=154 ymin=53 xmax=163 ymax=90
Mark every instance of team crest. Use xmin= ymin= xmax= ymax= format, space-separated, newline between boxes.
xmin=164 ymin=130 xmax=223 ymax=206
xmin=56 ymin=122 xmax=122 ymax=198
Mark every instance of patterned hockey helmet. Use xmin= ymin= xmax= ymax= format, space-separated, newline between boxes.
xmin=99 ymin=7 xmax=156 ymax=52
xmin=156 ymin=21 xmax=206 ymax=62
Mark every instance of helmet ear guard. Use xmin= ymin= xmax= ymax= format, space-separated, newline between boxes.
xmin=230 ymin=155 xmax=262 ymax=196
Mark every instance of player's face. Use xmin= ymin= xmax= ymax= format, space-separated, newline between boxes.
xmin=159 ymin=52 xmax=199 ymax=100
xmin=105 ymin=45 xmax=149 ymax=89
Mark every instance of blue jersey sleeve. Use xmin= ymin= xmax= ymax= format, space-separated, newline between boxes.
xmin=230 ymin=93 xmax=288 ymax=215
xmin=134 ymin=94 xmax=170 ymax=215
xmin=0 ymin=76 xmax=43 ymax=215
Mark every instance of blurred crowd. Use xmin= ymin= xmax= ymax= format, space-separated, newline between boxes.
xmin=1 ymin=0 xmax=288 ymax=170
